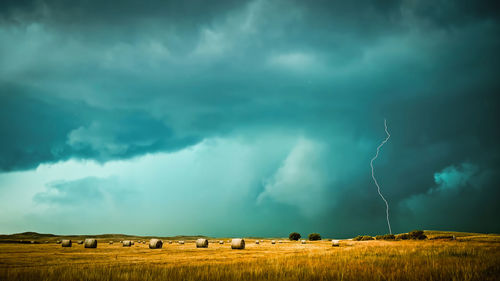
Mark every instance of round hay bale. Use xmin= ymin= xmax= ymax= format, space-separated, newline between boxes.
xmin=61 ymin=240 xmax=72 ymax=247
xmin=271 ymin=240 xmax=276 ymax=244
xmin=301 ymin=240 xmax=306 ymax=244
xmin=149 ymin=239 xmax=163 ymax=249
xmin=168 ymin=241 xmax=173 ymax=244
xmin=84 ymin=238 xmax=97 ymax=248
xmin=122 ymin=240 xmax=132 ymax=247
xmin=196 ymin=238 xmax=208 ymax=248
xmin=56 ymin=240 xmax=62 ymax=244
xmin=219 ymin=240 xmax=224 ymax=244
xmin=332 ymin=240 xmax=340 ymax=247
xmin=279 ymin=240 xmax=283 ymax=243
xmin=260 ymin=240 xmax=264 ymax=242
xmin=231 ymin=238 xmax=245 ymax=249
xmin=109 ymin=241 xmax=113 ymax=244
xmin=255 ymin=240 xmax=260 ymax=244
xmin=77 ymin=240 xmax=83 ymax=245
xmin=178 ymin=241 xmax=184 ymax=245
xmin=30 ymin=241 xmax=35 ymax=244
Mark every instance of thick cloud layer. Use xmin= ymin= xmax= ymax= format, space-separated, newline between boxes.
xmin=0 ymin=0 xmax=499 ymax=236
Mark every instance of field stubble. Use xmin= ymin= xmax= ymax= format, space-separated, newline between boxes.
xmin=0 ymin=239 xmax=499 ymax=281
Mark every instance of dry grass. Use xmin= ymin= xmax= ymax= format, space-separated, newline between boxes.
xmin=0 ymin=237 xmax=499 ymax=281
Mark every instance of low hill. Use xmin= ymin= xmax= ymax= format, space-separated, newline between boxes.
xmin=0 ymin=232 xmax=209 ymax=243
xmin=423 ymin=230 xmax=500 ymax=242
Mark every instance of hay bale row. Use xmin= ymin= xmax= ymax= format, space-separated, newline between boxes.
xmin=28 ymin=237 xmax=340 ymax=250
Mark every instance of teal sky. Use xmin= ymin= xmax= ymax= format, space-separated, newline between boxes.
xmin=0 ymin=0 xmax=499 ymax=237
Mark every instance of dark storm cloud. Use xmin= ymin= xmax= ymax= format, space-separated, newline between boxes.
xmin=409 ymin=0 xmax=500 ymax=27
xmin=0 ymin=84 xmax=200 ymax=171
xmin=0 ymin=0 xmax=499 ymax=235
xmin=0 ymin=0 xmax=251 ymax=25
xmin=3 ymin=0 xmax=498 ymax=27
xmin=0 ymin=86 xmax=82 ymax=171
xmin=401 ymin=161 xmax=500 ymax=233
xmin=66 ymin=113 xmax=200 ymax=162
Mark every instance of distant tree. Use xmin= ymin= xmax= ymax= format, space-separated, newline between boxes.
xmin=409 ymin=230 xmax=427 ymax=240
xmin=289 ymin=232 xmax=301 ymax=241
xmin=385 ymin=234 xmax=396 ymax=240
xmin=353 ymin=235 xmax=375 ymax=241
xmin=308 ymin=233 xmax=322 ymax=241
xmin=376 ymin=234 xmax=395 ymax=240
xmin=396 ymin=233 xmax=410 ymax=240
xmin=353 ymin=236 xmax=363 ymax=241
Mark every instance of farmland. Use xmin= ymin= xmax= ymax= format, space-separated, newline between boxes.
xmin=0 ymin=231 xmax=499 ymax=281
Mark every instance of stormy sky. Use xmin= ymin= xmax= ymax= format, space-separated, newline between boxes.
xmin=1 ymin=0 xmax=499 ymax=237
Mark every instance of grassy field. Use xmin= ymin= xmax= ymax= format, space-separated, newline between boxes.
xmin=0 ymin=232 xmax=499 ymax=281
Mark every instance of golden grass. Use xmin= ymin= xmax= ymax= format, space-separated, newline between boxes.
xmin=0 ymin=238 xmax=498 ymax=281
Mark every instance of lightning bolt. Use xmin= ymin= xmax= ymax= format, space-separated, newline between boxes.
xmin=370 ymin=119 xmax=392 ymax=234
